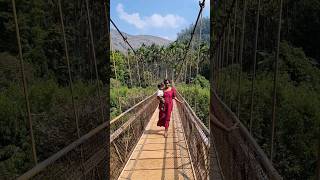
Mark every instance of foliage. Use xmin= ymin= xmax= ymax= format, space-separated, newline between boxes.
xmin=110 ymin=79 xmax=155 ymax=119
xmin=217 ymin=42 xmax=320 ymax=179
xmin=177 ymin=17 xmax=210 ymax=45
xmin=0 ymin=1 xmax=107 ymax=177
xmin=177 ymin=75 xmax=210 ymax=127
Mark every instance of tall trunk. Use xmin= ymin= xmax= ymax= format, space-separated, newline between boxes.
xmin=127 ymin=56 xmax=133 ymax=87
xmin=184 ymin=61 xmax=187 ymax=83
xmin=165 ymin=68 xmax=168 ymax=79
xmin=142 ymin=59 xmax=145 ymax=86
xmin=136 ymin=56 xmax=141 ymax=87
xmin=189 ymin=60 xmax=192 ymax=80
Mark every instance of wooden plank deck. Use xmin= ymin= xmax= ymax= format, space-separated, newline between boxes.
xmin=118 ymin=102 xmax=195 ymax=180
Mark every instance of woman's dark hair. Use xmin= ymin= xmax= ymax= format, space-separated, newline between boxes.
xmin=163 ymin=79 xmax=171 ymax=84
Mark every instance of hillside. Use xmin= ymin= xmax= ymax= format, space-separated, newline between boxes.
xmin=177 ymin=17 xmax=210 ymax=45
xmin=110 ymin=29 xmax=171 ymax=53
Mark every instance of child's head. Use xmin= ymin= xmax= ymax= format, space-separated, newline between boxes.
xmin=158 ymin=82 xmax=164 ymax=90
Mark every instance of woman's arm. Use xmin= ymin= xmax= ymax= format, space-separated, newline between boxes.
xmin=174 ymin=97 xmax=183 ymax=104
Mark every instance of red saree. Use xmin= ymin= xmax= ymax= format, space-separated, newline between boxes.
xmin=157 ymin=87 xmax=176 ymax=129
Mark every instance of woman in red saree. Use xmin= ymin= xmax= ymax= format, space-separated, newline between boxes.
xmin=157 ymin=79 xmax=183 ymax=137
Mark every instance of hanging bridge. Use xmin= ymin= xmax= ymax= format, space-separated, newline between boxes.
xmin=11 ymin=0 xmax=320 ymax=179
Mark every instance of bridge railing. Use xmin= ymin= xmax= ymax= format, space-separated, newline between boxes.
xmin=211 ymin=89 xmax=282 ymax=180
xmin=176 ymin=91 xmax=211 ymax=180
xmin=110 ymin=92 xmax=158 ymax=179
xmin=17 ymin=93 xmax=157 ymax=180
xmin=18 ymin=119 xmax=108 ymax=180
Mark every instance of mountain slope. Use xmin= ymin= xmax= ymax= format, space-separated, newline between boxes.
xmin=111 ymin=29 xmax=171 ymax=53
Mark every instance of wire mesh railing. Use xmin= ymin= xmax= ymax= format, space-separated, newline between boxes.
xmin=110 ymin=93 xmax=158 ymax=179
xmin=176 ymin=92 xmax=212 ymax=180
xmin=210 ymin=89 xmax=282 ymax=180
xmin=17 ymin=121 xmax=108 ymax=179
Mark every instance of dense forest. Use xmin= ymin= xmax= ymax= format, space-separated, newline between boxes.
xmin=213 ymin=0 xmax=320 ymax=179
xmin=0 ymin=0 xmax=108 ymax=178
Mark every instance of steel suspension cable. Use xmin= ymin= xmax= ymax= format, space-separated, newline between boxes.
xmin=229 ymin=0 xmax=237 ymax=108
xmin=85 ymin=0 xmax=105 ymax=122
xmin=110 ymin=18 xmax=144 ymax=87
xmin=58 ymin=0 xmax=81 ymax=139
xmin=212 ymin=0 xmax=237 ymax=94
xmin=221 ymin=0 xmax=227 ymax=99
xmin=11 ymin=0 xmax=38 ymax=165
xmin=110 ymin=19 xmax=136 ymax=55
xmin=174 ymin=0 xmax=205 ymax=82
xmin=225 ymin=20 xmax=231 ymax=102
xmin=249 ymin=0 xmax=261 ymax=135
xmin=221 ymin=27 xmax=226 ymax=97
xmin=236 ymin=0 xmax=247 ymax=119
xmin=213 ymin=0 xmax=237 ymax=51
xmin=57 ymin=1 xmax=86 ymax=174
xmin=270 ymin=0 xmax=283 ymax=163
xmin=197 ymin=2 xmax=203 ymax=76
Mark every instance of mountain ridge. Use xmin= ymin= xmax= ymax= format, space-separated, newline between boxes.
xmin=110 ymin=29 xmax=171 ymax=53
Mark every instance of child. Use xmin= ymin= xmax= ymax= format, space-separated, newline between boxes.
xmin=157 ymin=83 xmax=165 ymax=111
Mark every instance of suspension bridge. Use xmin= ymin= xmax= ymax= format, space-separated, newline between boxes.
xmin=7 ymin=0 xmax=319 ymax=179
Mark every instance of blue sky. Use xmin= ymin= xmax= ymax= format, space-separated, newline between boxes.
xmin=110 ymin=0 xmax=210 ymax=41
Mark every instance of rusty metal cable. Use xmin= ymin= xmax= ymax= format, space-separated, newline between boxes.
xmin=85 ymin=0 xmax=105 ymax=122
xmin=174 ymin=0 xmax=206 ymax=82
xmin=229 ymin=0 xmax=238 ymax=108
xmin=110 ymin=19 xmax=136 ymax=55
xmin=11 ymin=0 xmax=38 ymax=165
xmin=236 ymin=0 xmax=247 ymax=119
xmin=249 ymin=0 xmax=261 ymax=135
xmin=58 ymin=0 xmax=81 ymax=139
xmin=270 ymin=0 xmax=283 ymax=163
xmin=225 ymin=20 xmax=231 ymax=102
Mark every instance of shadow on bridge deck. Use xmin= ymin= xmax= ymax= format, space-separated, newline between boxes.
xmin=118 ymin=102 xmax=195 ymax=180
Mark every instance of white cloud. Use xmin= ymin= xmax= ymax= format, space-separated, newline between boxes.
xmin=116 ymin=3 xmax=186 ymax=30
xmin=116 ymin=4 xmax=146 ymax=29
